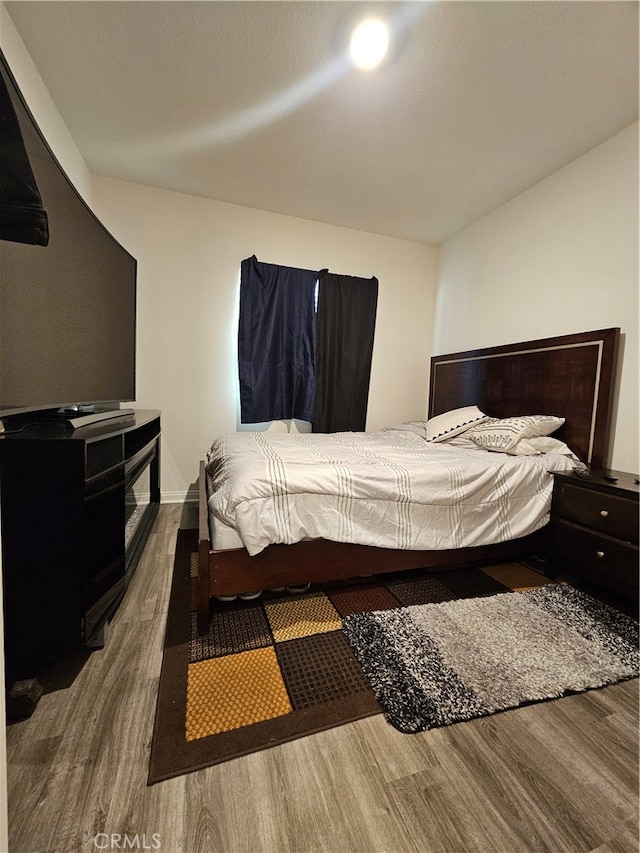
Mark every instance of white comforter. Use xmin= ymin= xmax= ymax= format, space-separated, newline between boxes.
xmin=205 ymin=429 xmax=579 ymax=556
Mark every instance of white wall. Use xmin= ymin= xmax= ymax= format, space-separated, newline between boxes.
xmin=91 ymin=177 xmax=438 ymax=501
xmin=434 ymin=122 xmax=639 ymax=473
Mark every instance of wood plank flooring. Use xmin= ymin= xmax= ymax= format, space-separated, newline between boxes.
xmin=6 ymin=505 xmax=639 ymax=853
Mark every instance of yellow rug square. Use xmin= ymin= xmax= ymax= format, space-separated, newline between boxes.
xmin=264 ymin=592 xmax=342 ymax=642
xmin=186 ymin=646 xmax=292 ymax=741
xmin=481 ymin=562 xmax=550 ymax=592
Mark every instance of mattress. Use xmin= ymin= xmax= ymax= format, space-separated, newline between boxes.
xmin=206 ymin=427 xmax=580 ymax=556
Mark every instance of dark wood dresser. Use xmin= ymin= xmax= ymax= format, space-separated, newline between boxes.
xmin=0 ymin=410 xmax=161 ymax=682
xmin=550 ymin=468 xmax=639 ymax=602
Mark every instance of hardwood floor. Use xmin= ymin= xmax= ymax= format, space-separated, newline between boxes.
xmin=6 ymin=505 xmax=639 ymax=853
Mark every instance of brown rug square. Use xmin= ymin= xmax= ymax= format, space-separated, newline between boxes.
xmin=382 ymin=572 xmax=456 ymax=606
xmin=325 ymin=581 xmax=400 ymax=616
xmin=428 ymin=565 xmax=511 ymax=597
xmin=276 ymin=631 xmax=373 ymax=709
xmin=149 ymin=528 xmax=558 ymax=784
xmin=188 ymin=599 xmax=272 ymax=661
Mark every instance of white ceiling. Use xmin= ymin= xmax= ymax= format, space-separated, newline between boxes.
xmin=5 ymin=1 xmax=639 ymax=245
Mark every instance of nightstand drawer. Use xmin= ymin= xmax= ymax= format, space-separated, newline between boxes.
xmin=553 ymin=520 xmax=639 ymax=585
xmin=557 ymin=482 xmax=638 ymax=544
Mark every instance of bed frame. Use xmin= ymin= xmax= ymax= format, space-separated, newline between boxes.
xmin=197 ymin=327 xmax=620 ymax=631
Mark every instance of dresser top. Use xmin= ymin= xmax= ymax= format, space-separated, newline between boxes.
xmin=555 ymin=468 xmax=639 ymax=498
xmin=0 ymin=409 xmax=160 ymax=442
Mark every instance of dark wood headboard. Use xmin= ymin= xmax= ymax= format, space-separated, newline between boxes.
xmin=428 ymin=328 xmax=620 ymax=469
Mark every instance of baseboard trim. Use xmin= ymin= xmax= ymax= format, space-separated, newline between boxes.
xmin=161 ymin=489 xmax=198 ymax=505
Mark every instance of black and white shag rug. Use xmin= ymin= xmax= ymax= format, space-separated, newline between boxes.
xmin=342 ymin=584 xmax=639 ymax=733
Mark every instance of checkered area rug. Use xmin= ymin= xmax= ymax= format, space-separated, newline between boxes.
xmin=148 ymin=529 xmax=551 ymax=784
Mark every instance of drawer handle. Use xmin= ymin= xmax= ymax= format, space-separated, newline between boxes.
xmin=599 ymin=510 xmax=610 ymax=518
xmin=596 ymin=550 xmax=605 ymax=558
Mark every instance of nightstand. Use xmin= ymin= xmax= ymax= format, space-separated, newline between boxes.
xmin=550 ymin=468 xmax=639 ymax=602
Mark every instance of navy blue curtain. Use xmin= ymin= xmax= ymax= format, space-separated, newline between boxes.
xmin=238 ymin=255 xmax=318 ymax=423
xmin=313 ymin=270 xmax=378 ymax=433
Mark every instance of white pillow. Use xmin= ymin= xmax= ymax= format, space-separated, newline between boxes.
xmin=466 ymin=415 xmax=564 ymax=452
xmin=505 ymin=436 xmax=573 ymax=456
xmin=425 ymin=406 xmax=488 ymax=442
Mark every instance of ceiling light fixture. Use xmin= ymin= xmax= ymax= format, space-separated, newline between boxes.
xmin=349 ymin=18 xmax=390 ymax=70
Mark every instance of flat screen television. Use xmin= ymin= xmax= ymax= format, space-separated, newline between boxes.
xmin=0 ymin=50 xmax=136 ymax=425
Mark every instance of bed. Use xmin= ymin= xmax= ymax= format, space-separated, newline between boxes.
xmin=196 ymin=327 xmax=620 ymax=631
